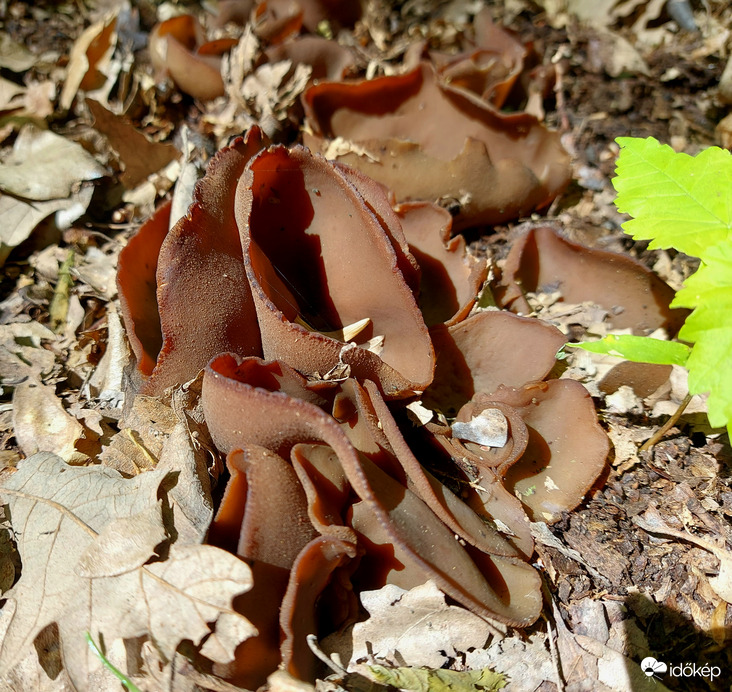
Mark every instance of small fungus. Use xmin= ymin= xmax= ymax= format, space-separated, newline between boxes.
xmin=149 ymin=15 xmax=237 ymax=101
xmin=496 ymin=226 xmax=688 ymax=335
xmin=303 ymin=62 xmax=571 ymax=229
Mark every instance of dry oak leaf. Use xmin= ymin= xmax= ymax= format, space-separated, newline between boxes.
xmin=347 ymin=581 xmax=494 ymax=670
xmin=0 ymin=125 xmax=106 ymax=201
xmin=0 ymin=452 xmax=255 ymax=690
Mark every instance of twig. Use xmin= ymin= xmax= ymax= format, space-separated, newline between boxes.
xmin=307 ymin=633 xmax=347 ymax=676
xmin=639 ymin=392 xmax=693 ymax=451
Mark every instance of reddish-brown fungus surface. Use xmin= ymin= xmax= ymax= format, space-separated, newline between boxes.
xmin=496 ymin=226 xmax=688 ymax=335
xmin=236 ymin=145 xmax=435 ymax=397
xmin=116 ymin=128 xmax=613 ymax=682
xmin=149 ymin=14 xmax=234 ymax=101
xmin=303 ymin=62 xmax=571 ymax=229
xmin=109 ymin=7 xmax=649 ymax=683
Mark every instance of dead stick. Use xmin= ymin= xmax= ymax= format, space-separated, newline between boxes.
xmin=640 ymin=392 xmax=693 ymax=452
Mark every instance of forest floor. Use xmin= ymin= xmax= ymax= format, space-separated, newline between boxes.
xmin=0 ymin=1 xmax=731 ymax=691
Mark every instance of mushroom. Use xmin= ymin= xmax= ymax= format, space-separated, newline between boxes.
xmin=117 ymin=200 xmax=171 ymax=378
xmin=117 ymin=127 xmax=268 ymax=395
xmin=149 ymin=15 xmax=237 ymax=101
xmin=425 ymin=310 xmax=567 ymax=416
xmin=303 ymin=62 xmax=571 ymax=229
xmin=495 ymin=226 xmax=688 ymax=335
xmin=396 ymin=201 xmax=487 ymax=326
xmin=202 ymin=354 xmax=543 ymax=629
xmin=487 ymin=380 xmax=610 ymax=522
xmin=235 ymin=144 xmax=435 ymax=397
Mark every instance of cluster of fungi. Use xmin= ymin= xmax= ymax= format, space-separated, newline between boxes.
xmin=117 ymin=0 xmax=685 ymax=687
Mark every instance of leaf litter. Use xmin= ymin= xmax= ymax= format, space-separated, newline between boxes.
xmin=0 ymin=0 xmax=731 ymax=691
xmin=0 ymin=442 xmax=254 ymax=689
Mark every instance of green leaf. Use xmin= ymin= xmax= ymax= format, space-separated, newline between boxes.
xmin=367 ymin=665 xmax=507 ymax=691
xmin=671 ymin=243 xmax=732 ymax=428
xmin=613 ymin=137 xmax=732 ymax=259
xmin=567 ymin=334 xmax=691 ymax=366
xmin=85 ymin=632 xmax=142 ymax=692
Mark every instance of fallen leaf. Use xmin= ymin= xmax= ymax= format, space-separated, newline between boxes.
xmin=11 ymin=378 xmax=86 ymax=463
xmin=0 ymin=34 xmax=37 ymax=72
xmin=0 ymin=452 xmax=255 ymax=689
xmin=0 ymin=185 xmax=94 ymax=267
xmin=0 ymin=76 xmax=25 ymax=111
xmin=452 ymin=408 xmax=508 ymax=447
xmin=157 ymin=422 xmax=214 ymax=545
xmin=0 ymin=322 xmax=57 ymax=386
xmin=74 ymin=246 xmax=120 ymax=300
xmin=364 ymin=664 xmax=507 ymax=691
xmin=0 ymin=125 xmax=106 ymax=201
xmin=463 ymin=631 xmax=554 ymax=691
xmin=87 ymin=100 xmax=179 ymax=189
xmin=349 ymin=582 xmax=494 ymax=669
xmin=86 ymin=302 xmax=129 ymax=405
xmin=59 ymin=15 xmax=117 ymax=111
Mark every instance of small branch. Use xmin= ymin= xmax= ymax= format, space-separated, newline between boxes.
xmin=640 ymin=392 xmax=693 ymax=452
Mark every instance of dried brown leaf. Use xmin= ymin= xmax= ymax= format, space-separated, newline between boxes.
xmin=0 ymin=452 xmax=254 ymax=689
xmin=0 ymin=185 xmax=94 ymax=267
xmin=87 ymin=100 xmax=179 ymax=190
xmin=0 ymin=322 xmax=56 ymax=385
xmin=346 ymin=582 xmax=493 ymax=669
xmin=11 ymin=378 xmax=86 ymax=463
xmin=59 ymin=15 xmax=117 ymax=111
xmin=0 ymin=35 xmax=38 ymax=73
xmin=0 ymin=126 xmax=106 ymax=201
xmin=0 ymin=77 xmax=25 ymax=110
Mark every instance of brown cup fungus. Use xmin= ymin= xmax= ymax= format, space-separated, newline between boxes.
xmin=149 ymin=15 xmax=237 ymax=101
xmin=303 ymin=62 xmax=571 ymax=229
xmin=117 ymin=125 xmax=611 ymax=685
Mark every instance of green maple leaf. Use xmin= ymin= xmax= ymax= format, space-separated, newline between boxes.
xmin=672 ymin=242 xmax=732 ymax=428
xmin=567 ymin=333 xmax=690 ymax=366
xmin=570 ymin=137 xmax=732 ymax=434
xmin=613 ymin=137 xmax=732 ymax=258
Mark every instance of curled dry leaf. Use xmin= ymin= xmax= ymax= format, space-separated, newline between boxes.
xmin=303 ymin=62 xmax=571 ymax=230
xmin=346 ymin=581 xmax=494 ymax=669
xmin=0 ymin=452 xmax=255 ymax=691
xmin=0 ymin=185 xmax=94 ymax=267
xmin=59 ymin=13 xmax=117 ymax=111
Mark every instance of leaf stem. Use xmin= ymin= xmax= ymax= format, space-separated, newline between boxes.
xmin=640 ymin=392 xmax=693 ymax=451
